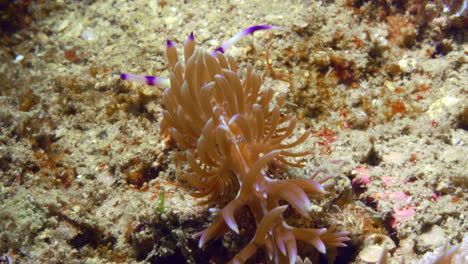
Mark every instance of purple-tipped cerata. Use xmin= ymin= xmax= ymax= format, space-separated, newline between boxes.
xmin=119 ymin=25 xmax=282 ymax=89
xmin=244 ymin=25 xmax=277 ymax=35
xmin=166 ymin=39 xmax=174 ymax=47
xmin=119 ymin=73 xmax=170 ymax=87
xmin=212 ymin=25 xmax=282 ymax=55
xmin=188 ymin=32 xmax=194 ymax=41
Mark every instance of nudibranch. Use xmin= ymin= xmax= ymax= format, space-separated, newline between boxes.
xmin=119 ymin=25 xmax=349 ymax=264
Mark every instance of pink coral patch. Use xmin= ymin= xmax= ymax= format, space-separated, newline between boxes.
xmin=351 ymin=167 xmax=372 ymax=188
xmin=390 ymin=205 xmax=415 ymax=228
xmin=381 ymin=176 xmax=405 ymax=188
xmin=375 ymin=191 xmax=410 ymax=202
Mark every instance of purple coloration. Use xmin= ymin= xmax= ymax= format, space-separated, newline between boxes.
xmin=243 ymin=25 xmax=275 ymax=36
xmin=211 ymin=25 xmax=282 ymax=56
xmin=119 ymin=73 xmax=171 ymax=88
xmin=185 ymin=32 xmax=195 ymax=46
xmin=213 ymin=46 xmax=225 ymax=54
xmin=120 ymin=25 xmax=282 ymax=88
xmin=166 ymin=40 xmax=174 ymax=47
xmin=145 ymin=76 xmax=157 ymax=86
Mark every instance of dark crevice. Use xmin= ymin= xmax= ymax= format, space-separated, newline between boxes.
xmin=362 ymin=145 xmax=381 ymax=166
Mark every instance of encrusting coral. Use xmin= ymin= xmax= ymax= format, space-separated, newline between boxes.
xmin=120 ymin=26 xmax=349 ymax=264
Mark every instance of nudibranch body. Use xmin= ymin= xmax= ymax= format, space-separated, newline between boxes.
xmin=119 ymin=25 xmax=349 ymax=264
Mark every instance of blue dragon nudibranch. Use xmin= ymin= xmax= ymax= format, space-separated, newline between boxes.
xmin=119 ymin=25 xmax=349 ymax=264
